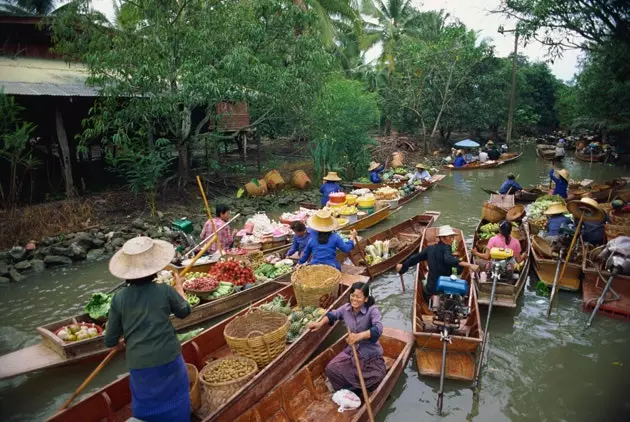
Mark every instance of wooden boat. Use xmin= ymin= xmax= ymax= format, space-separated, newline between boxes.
xmin=582 ymin=244 xmax=630 ymax=321
xmin=443 ymin=160 xmax=503 ymax=171
xmin=341 ymin=212 xmax=440 ymax=277
xmin=471 ymin=220 xmax=531 ymax=307
xmin=233 ymin=327 xmax=414 ymax=422
xmin=536 ymin=144 xmax=557 ymax=161
xmin=352 ymin=180 xmax=405 ymax=189
xmin=48 ymin=273 xmax=368 ymax=422
xmin=582 ymin=179 xmax=627 ymax=202
xmin=398 ymin=174 xmax=445 ymax=206
xmin=339 ymin=204 xmax=396 ymax=232
xmin=499 ymin=152 xmax=522 ymax=164
xmin=0 ymin=274 xmax=290 ymax=380
xmin=413 ymin=227 xmax=483 ymax=381
xmin=515 ymin=189 xmax=544 ymax=203
xmin=575 ymin=149 xmax=605 ymax=162
xmin=530 ymin=235 xmax=582 ymax=291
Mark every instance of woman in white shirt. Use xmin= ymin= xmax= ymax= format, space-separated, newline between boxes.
xmin=409 ymin=163 xmax=432 ymax=183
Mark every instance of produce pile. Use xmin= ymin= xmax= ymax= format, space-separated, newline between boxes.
xmin=374 ymin=187 xmax=399 ymax=200
xmin=258 ymin=295 xmax=325 ymax=343
xmin=365 ymin=240 xmax=391 ymax=265
xmin=209 ymin=282 xmax=235 ymax=299
xmin=186 ymin=293 xmax=200 ymax=306
xmin=154 ymin=270 xmax=175 ymax=286
xmin=254 ymin=259 xmax=293 ymax=282
xmin=85 ymin=293 xmax=112 ymax=321
xmin=337 ymin=205 xmax=358 ymax=216
xmin=180 ymin=255 xmax=213 ymax=267
xmin=57 ymin=324 xmax=100 ymax=342
xmin=280 ymin=208 xmax=315 ymax=223
xmin=238 ymin=213 xmax=291 ymax=247
xmin=209 ymin=260 xmax=256 ymax=286
xmin=225 ymin=248 xmax=247 ymax=255
xmin=202 ymin=358 xmax=257 ymax=384
xmin=258 ymin=295 xmax=292 ymax=315
xmin=478 ymin=223 xmax=500 ymax=240
xmin=176 ymin=328 xmax=204 ymax=343
xmin=526 ymin=194 xmax=569 ymax=231
xmin=183 ymin=272 xmax=220 ymax=291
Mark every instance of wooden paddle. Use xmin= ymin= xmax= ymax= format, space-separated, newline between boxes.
xmin=347 ymin=327 xmax=375 ymax=422
xmin=197 ymin=175 xmax=223 ymax=255
xmin=55 ymin=223 xmax=234 ymax=413
xmin=353 ymin=235 xmax=375 ymax=284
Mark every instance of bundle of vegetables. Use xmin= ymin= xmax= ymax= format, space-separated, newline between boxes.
xmin=183 ymin=272 xmax=220 ymax=291
xmin=393 ymin=167 xmax=409 ymax=175
xmin=177 ymin=327 xmax=204 ymax=343
xmin=451 ymin=239 xmax=459 ymax=254
xmin=478 ymin=222 xmax=500 ymax=240
xmin=350 ymin=188 xmax=371 ymax=196
xmin=357 ymin=176 xmax=371 ymax=183
xmin=57 ymin=324 xmax=100 ymax=342
xmin=382 ymin=170 xmax=394 ymax=180
xmin=287 ymin=305 xmax=326 ymax=343
xmin=259 ymin=295 xmax=292 ymax=315
xmin=154 ymin=270 xmax=175 ymax=286
xmin=84 ymin=293 xmax=112 ymax=321
xmin=186 ymin=293 xmax=200 ymax=306
xmin=246 ymin=213 xmax=290 ymax=239
xmin=374 ymin=187 xmax=399 ymax=200
xmin=208 ymin=260 xmax=256 ymax=286
xmin=180 ymin=255 xmax=212 ymax=267
xmin=254 ymin=260 xmax=294 ymax=281
xmin=210 ymin=282 xmax=235 ymax=299
xmin=527 ymin=194 xmax=567 ymax=218
xmin=365 ymin=240 xmax=390 ymax=265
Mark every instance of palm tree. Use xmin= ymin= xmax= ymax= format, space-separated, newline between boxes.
xmin=293 ymin=0 xmax=359 ymax=46
xmin=0 ymin=0 xmax=60 ymax=15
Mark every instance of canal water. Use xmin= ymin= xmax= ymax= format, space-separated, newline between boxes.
xmin=1 ymin=145 xmax=629 ymax=421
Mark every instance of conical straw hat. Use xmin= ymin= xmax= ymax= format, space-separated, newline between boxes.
xmin=306 ymin=209 xmax=338 ymax=232
xmin=416 ymin=163 xmax=426 ymax=170
xmin=322 ymin=172 xmax=342 ymax=182
xmin=368 ymin=161 xmax=381 ymax=171
xmin=543 ymin=202 xmax=569 ymax=215
xmin=557 ymin=169 xmax=569 ymax=180
xmin=109 ymin=237 xmax=175 ymax=280
xmin=567 ymin=198 xmax=605 ymax=222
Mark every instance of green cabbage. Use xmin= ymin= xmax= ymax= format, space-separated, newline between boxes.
xmin=85 ymin=293 xmax=112 ymax=321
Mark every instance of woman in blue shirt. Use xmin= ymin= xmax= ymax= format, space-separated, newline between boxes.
xmin=549 ymin=168 xmax=569 ymax=198
xmin=543 ymin=202 xmax=572 ymax=238
xmin=499 ymin=173 xmax=523 ymax=194
xmin=286 ymin=221 xmax=313 ymax=258
xmin=299 ymin=210 xmax=357 ymax=269
xmin=453 ymin=150 xmax=467 ymax=167
xmin=320 ymin=171 xmax=343 ymax=207
xmin=368 ymin=161 xmax=384 ymax=183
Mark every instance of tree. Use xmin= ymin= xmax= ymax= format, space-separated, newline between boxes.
xmin=53 ymin=0 xmax=332 ymax=189
xmin=0 ymin=0 xmax=62 ymax=15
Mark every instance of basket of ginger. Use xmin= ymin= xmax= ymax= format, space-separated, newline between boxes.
xmin=199 ymin=356 xmax=258 ymax=411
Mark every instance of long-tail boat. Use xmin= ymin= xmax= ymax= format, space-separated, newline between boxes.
xmin=413 ymin=227 xmax=483 ymax=381
xmin=499 ymin=152 xmax=523 ymax=164
xmin=340 ymin=212 xmax=440 ymax=277
xmin=442 ymin=160 xmax=503 ymax=171
xmin=536 ymin=144 xmax=558 ymax=161
xmin=296 ymin=203 xmax=397 ymax=233
xmin=530 ymin=235 xmax=582 ymax=291
xmin=0 ymin=271 xmax=290 ymax=380
xmin=47 ymin=273 xmax=368 ymax=422
xmin=398 ymin=174 xmax=445 ymax=206
xmin=471 ymin=220 xmax=531 ymax=307
xmin=575 ymin=149 xmax=605 ymax=162
xmin=233 ymin=327 xmax=414 ymax=422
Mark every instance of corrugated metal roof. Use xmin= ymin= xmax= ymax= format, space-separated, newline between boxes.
xmin=0 ymin=56 xmax=97 ymax=97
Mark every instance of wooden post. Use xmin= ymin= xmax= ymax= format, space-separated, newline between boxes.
xmin=196 ymin=176 xmax=223 ymax=255
xmin=256 ymin=130 xmax=261 ymax=172
xmin=55 ymin=107 xmax=75 ymax=199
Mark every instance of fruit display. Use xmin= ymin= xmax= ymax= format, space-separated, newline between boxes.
xmin=186 ymin=293 xmax=200 ymax=306
xmin=254 ymin=262 xmax=293 ymax=282
xmin=287 ymin=305 xmax=326 ymax=343
xmin=337 ymin=205 xmax=358 ymax=216
xmin=208 ymin=260 xmax=256 ymax=286
xmin=478 ymin=223 xmax=500 ymax=240
xmin=56 ymin=323 xmax=102 ymax=342
xmin=209 ymin=282 xmax=235 ymax=299
xmin=84 ymin=293 xmax=112 ymax=321
xmin=258 ymin=295 xmax=292 ymax=315
xmin=183 ymin=273 xmax=220 ymax=291
xmin=365 ymin=240 xmax=391 ymax=265
xmin=202 ymin=358 xmax=257 ymax=383
xmin=225 ymin=248 xmax=247 ymax=255
xmin=374 ymin=187 xmax=399 ymax=200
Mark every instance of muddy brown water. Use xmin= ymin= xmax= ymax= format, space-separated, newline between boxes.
xmin=1 ymin=146 xmax=629 ymax=421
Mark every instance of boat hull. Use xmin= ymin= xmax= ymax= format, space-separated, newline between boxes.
xmin=499 ymin=152 xmax=522 ymax=164
xmin=443 ymin=161 xmax=503 ymax=171
xmin=531 ymin=245 xmax=581 ymax=291
xmin=575 ymin=150 xmax=605 ymax=162
xmin=398 ymin=174 xmax=445 ymax=206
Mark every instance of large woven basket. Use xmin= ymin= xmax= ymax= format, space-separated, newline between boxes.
xmin=186 ymin=363 xmax=201 ymax=411
xmin=506 ymin=205 xmax=526 ymax=222
xmin=199 ymin=356 xmax=258 ymax=412
xmin=482 ymin=202 xmax=507 ymax=223
xmin=606 ymin=224 xmax=630 ymax=240
xmin=532 ymin=235 xmax=554 ymax=258
xmin=291 ymin=265 xmax=341 ymax=308
xmin=224 ymin=309 xmax=289 ymax=368
xmin=610 ymin=214 xmax=630 ymax=226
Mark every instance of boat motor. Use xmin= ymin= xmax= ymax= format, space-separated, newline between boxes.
xmin=552 ymin=224 xmax=576 ymax=251
xmin=489 ymin=247 xmax=516 ymax=283
xmin=430 ymin=275 xmax=469 ymax=329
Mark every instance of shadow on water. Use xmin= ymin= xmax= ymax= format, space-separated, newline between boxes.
xmin=1 ymin=146 xmax=629 ymax=421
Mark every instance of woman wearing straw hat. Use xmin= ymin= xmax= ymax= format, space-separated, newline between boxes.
xmin=543 ymin=202 xmax=573 ymax=241
xmin=368 ymin=161 xmax=385 ymax=183
xmin=396 ymin=225 xmax=479 ymax=301
xmin=574 ymin=197 xmax=607 ymax=245
xmin=320 ymin=171 xmax=343 ymax=207
xmin=298 ymin=209 xmax=357 ymax=269
xmin=548 ymin=168 xmax=569 ymax=198
xmin=105 ymin=237 xmax=192 ymax=422
xmin=453 ymin=150 xmax=466 ymax=167
xmin=408 ymin=163 xmax=432 ymax=184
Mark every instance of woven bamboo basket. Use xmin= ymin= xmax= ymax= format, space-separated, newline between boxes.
xmin=606 ymin=224 xmax=630 ymax=240
xmin=291 ymin=265 xmax=341 ymax=308
xmin=532 ymin=235 xmax=554 ymax=258
xmin=482 ymin=202 xmax=507 ymax=223
xmin=506 ymin=205 xmax=526 ymax=222
xmin=248 ymin=250 xmax=265 ymax=270
xmin=199 ymin=357 xmax=258 ymax=412
xmin=186 ymin=363 xmax=201 ymax=411
xmin=224 ymin=309 xmax=289 ymax=368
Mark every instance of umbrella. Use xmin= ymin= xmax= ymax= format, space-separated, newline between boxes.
xmin=454 ymin=139 xmax=480 ymax=148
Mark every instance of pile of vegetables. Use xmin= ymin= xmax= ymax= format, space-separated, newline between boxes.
xmin=85 ymin=293 xmax=112 ymax=321
xmin=288 ymin=305 xmax=326 ymax=343
xmin=478 ymin=223 xmax=500 ymax=239
xmin=357 ymin=176 xmax=371 ymax=183
xmin=280 ymin=208 xmax=314 ymax=223
xmin=210 ymin=282 xmax=235 ymax=299
xmin=57 ymin=324 xmax=100 ymax=342
xmin=202 ymin=358 xmax=257 ymax=383
xmin=177 ymin=327 xmax=204 ymax=343
xmin=186 ymin=293 xmax=200 ymax=306
xmin=254 ymin=261 xmax=293 ymax=282
xmin=374 ymin=187 xmax=399 ymax=200
xmin=183 ymin=272 xmax=220 ymax=291
xmin=365 ymin=240 xmax=390 ymax=265
xmin=527 ymin=194 xmax=566 ymax=218
xmin=225 ymin=248 xmax=247 ymax=255
xmin=209 ymin=260 xmax=256 ymax=286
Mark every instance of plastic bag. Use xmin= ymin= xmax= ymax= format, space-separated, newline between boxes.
xmin=332 ymin=389 xmax=361 ymax=413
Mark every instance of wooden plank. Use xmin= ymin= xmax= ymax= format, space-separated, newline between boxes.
xmin=415 ymin=349 xmax=475 ymax=381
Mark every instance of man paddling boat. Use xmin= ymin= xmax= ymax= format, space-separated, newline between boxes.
xmin=499 ymin=173 xmax=523 ymax=194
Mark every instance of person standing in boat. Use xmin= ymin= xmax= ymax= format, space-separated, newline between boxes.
xmin=368 ymin=161 xmax=385 ymax=183
xmin=320 ymin=172 xmax=343 ymax=207
xmin=499 ymin=173 xmax=523 ymax=195
xmin=298 ymin=209 xmax=357 ymax=270
xmin=105 ymin=237 xmax=192 ymax=422
xmin=286 ymin=221 xmax=314 ymax=259
xmin=307 ymin=282 xmax=386 ymax=395
xmin=200 ymin=204 xmax=235 ymax=252
xmin=408 ymin=163 xmax=432 ymax=184
xmin=396 ymin=225 xmax=479 ymax=301
xmin=549 ymin=169 xmax=569 ymax=199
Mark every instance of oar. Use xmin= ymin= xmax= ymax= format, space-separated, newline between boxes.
xmin=347 ymin=327 xmax=375 ymax=422
xmin=555 ymin=210 xmax=586 ymax=289
xmin=586 ymin=267 xmax=620 ymax=328
xmin=55 ymin=223 xmax=233 ymax=414
xmin=548 ymin=161 xmax=554 ymax=190
xmin=437 ymin=326 xmax=450 ymax=415
xmin=437 ymin=183 xmax=456 ymax=191
xmin=398 ymin=273 xmax=406 ymax=293
xmin=545 ymin=248 xmax=564 ymax=319
xmin=196 ymin=175 xmax=223 ymax=255
xmin=182 ymin=214 xmax=241 ymax=257
xmin=472 ymin=264 xmax=499 ymax=394
xmin=481 ymin=188 xmax=499 ymax=195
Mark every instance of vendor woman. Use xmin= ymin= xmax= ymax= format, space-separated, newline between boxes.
xmin=299 ymin=209 xmax=357 ymax=269
xmin=368 ymin=161 xmax=385 ymax=183
xmin=320 ymin=171 xmax=343 ymax=207
xmin=549 ymin=168 xmax=569 ymax=199
xmin=453 ymin=150 xmax=466 ymax=167
xmin=105 ymin=237 xmax=192 ymax=422
xmin=200 ymin=204 xmax=235 ymax=252
xmin=307 ymin=282 xmax=386 ymax=394
xmin=409 ymin=163 xmax=432 ymax=183
xmin=543 ymin=202 xmax=572 ymax=241
xmin=286 ymin=221 xmax=314 ymax=259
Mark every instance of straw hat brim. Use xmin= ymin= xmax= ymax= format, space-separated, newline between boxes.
xmin=368 ymin=162 xmax=381 ymax=171
xmin=557 ymin=170 xmax=569 ymax=180
xmin=109 ymin=238 xmax=175 ymax=280
xmin=306 ymin=215 xmax=338 ymax=232
xmin=416 ymin=164 xmax=426 ymax=169
xmin=437 ymin=226 xmax=457 ymax=237
xmin=323 ymin=173 xmax=342 ymax=182
xmin=543 ymin=203 xmax=569 ymax=215
xmin=567 ymin=200 xmax=605 ymax=222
